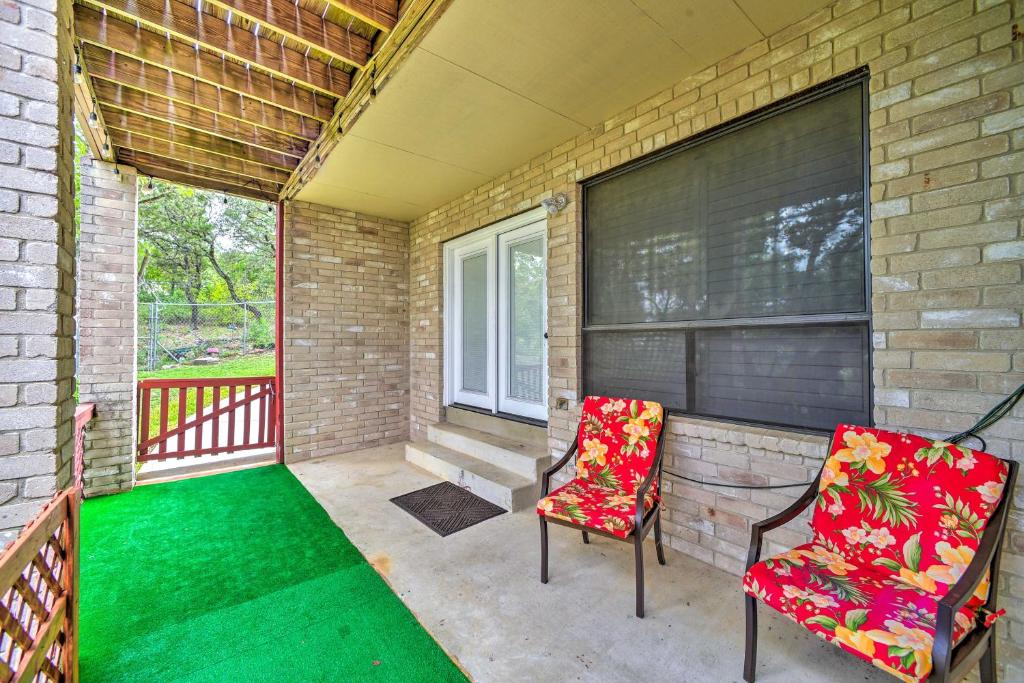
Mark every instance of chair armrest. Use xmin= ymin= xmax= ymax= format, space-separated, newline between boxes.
xmin=635 ymin=408 xmax=670 ymax=532
xmin=745 ymin=467 xmax=822 ymax=570
xmin=933 ymin=460 xmax=1018 ymax=677
xmin=541 ymin=436 xmax=578 ymax=497
xmin=937 ymin=459 xmax=1018 ymax=616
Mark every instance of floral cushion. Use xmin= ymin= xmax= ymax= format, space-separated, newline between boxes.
xmin=575 ymin=396 xmax=664 ymax=496
xmin=744 ymin=537 xmax=978 ymax=683
xmin=813 ymin=425 xmax=1008 ymax=608
xmin=744 ymin=425 xmax=1011 ymax=682
xmin=537 ymin=478 xmax=656 ymax=538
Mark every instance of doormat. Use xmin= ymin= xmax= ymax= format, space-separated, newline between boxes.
xmin=391 ymin=482 xmax=505 ymax=537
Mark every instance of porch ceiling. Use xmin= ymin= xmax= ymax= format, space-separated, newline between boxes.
xmin=71 ymin=0 xmax=398 ymax=201
xmin=294 ymin=0 xmax=834 ymax=221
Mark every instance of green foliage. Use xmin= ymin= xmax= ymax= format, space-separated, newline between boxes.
xmin=806 ymin=570 xmax=869 ymax=606
xmin=138 ymin=179 xmax=275 ymax=306
xmin=902 ymin=533 xmax=922 ymax=572
xmin=73 ymin=125 xmax=88 ymax=237
xmin=933 ymin=493 xmax=984 ymax=540
xmin=590 ymin=467 xmax=621 ymax=491
xmin=913 ymin=441 xmax=972 ymax=469
xmin=853 ymin=473 xmax=919 ymax=527
xmin=805 ymin=615 xmax=839 ymax=631
xmin=844 ymin=608 xmax=869 ymax=631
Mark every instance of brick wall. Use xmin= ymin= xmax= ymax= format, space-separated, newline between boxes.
xmin=0 ymin=0 xmax=76 ymax=541
xmin=408 ymin=0 xmax=1024 ymax=669
xmin=77 ymin=157 xmax=137 ymax=496
xmin=282 ymin=201 xmax=410 ymax=462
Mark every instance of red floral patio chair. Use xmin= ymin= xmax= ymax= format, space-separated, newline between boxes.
xmin=537 ymin=396 xmax=670 ymax=617
xmin=742 ymin=425 xmax=1018 ymax=683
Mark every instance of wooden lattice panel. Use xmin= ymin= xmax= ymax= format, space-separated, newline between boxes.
xmin=0 ymin=491 xmax=77 ymax=682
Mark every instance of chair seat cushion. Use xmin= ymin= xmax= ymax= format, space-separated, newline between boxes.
xmin=743 ymin=540 xmax=978 ymax=682
xmin=536 ymin=478 xmax=656 ymax=538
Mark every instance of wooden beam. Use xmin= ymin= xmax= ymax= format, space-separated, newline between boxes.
xmin=83 ymin=0 xmax=351 ymax=97
xmin=131 ymin=161 xmax=279 ymax=201
xmin=82 ymin=45 xmax=321 ymax=140
xmin=324 ymin=0 xmax=398 ymax=33
xmin=93 ymin=79 xmax=309 ymax=158
xmin=75 ymin=4 xmax=339 ymax=121
xmin=109 ymin=130 xmax=291 ymax=185
xmin=102 ymin=107 xmax=298 ymax=171
xmin=71 ymin=50 xmax=115 ymax=162
xmin=201 ymin=0 xmax=371 ymax=67
xmin=120 ymin=149 xmax=280 ymax=197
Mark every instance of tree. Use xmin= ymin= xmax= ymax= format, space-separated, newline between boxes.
xmin=138 ymin=180 xmax=276 ymax=322
xmin=139 ymin=182 xmax=214 ymax=329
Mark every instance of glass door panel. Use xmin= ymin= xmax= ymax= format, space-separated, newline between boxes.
xmin=452 ymin=241 xmax=495 ymax=409
xmin=498 ymin=224 xmax=547 ymax=420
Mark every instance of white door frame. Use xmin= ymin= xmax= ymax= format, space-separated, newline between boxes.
xmin=443 ymin=207 xmax=548 ymax=419
xmin=449 ymin=239 xmax=497 ymax=410
xmin=497 ymin=223 xmax=547 ymax=420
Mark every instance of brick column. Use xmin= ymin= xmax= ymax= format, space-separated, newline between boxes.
xmin=77 ymin=157 xmax=137 ymax=496
xmin=0 ymin=0 xmax=77 ymax=541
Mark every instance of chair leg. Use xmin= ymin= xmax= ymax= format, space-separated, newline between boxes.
xmin=654 ymin=509 xmax=666 ymax=566
xmin=743 ymin=595 xmax=757 ymax=683
xmin=540 ymin=518 xmax=549 ymax=584
xmin=582 ymin=530 xmax=590 ymax=544
xmin=980 ymin=635 xmax=997 ymax=683
xmin=634 ymin=534 xmax=645 ymax=618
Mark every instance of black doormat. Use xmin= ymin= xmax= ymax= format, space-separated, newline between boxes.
xmin=390 ymin=482 xmax=505 ymax=537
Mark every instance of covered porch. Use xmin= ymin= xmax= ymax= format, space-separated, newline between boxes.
xmin=1 ymin=0 xmax=1022 ymax=681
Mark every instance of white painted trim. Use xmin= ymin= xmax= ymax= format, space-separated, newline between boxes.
xmin=443 ymin=207 xmax=550 ymax=418
xmin=450 ymin=239 xmax=497 ymax=409
xmin=497 ymin=223 xmax=547 ymax=420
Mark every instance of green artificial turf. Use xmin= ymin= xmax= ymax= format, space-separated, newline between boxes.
xmin=80 ymin=465 xmax=468 ymax=682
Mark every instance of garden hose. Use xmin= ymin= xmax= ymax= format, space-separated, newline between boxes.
xmin=665 ymin=383 xmax=1024 ymax=491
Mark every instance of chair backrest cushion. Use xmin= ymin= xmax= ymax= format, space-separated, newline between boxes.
xmin=813 ymin=424 xmax=1010 ymax=603
xmin=576 ymin=396 xmax=664 ymax=496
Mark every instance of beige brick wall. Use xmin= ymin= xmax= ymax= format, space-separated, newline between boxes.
xmin=0 ymin=0 xmax=77 ymax=541
xmin=282 ymin=201 xmax=410 ymax=462
xmin=77 ymin=157 xmax=137 ymax=496
xmin=408 ymin=0 xmax=1024 ymax=669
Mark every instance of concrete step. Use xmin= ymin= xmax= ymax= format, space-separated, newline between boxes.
xmin=405 ymin=441 xmax=538 ymax=512
xmin=444 ymin=406 xmax=547 ymax=448
xmin=427 ymin=422 xmax=548 ymax=480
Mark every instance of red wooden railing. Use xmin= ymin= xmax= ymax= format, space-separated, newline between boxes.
xmin=72 ymin=405 xmax=94 ymax=491
xmin=137 ymin=376 xmax=276 ymax=461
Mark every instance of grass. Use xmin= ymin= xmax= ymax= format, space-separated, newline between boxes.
xmin=139 ymin=352 xmax=275 ymax=439
xmin=80 ymin=466 xmax=469 ymax=682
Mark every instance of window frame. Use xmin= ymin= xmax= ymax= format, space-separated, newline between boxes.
xmin=580 ymin=69 xmax=873 ymax=434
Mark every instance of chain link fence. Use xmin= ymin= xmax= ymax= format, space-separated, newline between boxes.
xmin=138 ymin=301 xmax=276 ymax=370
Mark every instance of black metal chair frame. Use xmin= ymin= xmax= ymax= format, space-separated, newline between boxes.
xmin=539 ymin=408 xmax=671 ymax=618
xmin=743 ymin=444 xmax=1019 ymax=683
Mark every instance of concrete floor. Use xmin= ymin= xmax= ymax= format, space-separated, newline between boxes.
xmin=289 ymin=443 xmax=898 ymax=683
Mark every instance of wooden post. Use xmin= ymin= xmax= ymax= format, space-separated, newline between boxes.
xmin=275 ymin=200 xmax=285 ymax=464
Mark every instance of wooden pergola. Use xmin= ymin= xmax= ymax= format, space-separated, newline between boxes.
xmin=71 ymin=0 xmax=407 ymax=201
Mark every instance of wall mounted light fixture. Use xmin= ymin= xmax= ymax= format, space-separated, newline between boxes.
xmin=540 ymin=192 xmax=569 ymax=214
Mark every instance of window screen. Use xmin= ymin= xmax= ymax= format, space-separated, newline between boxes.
xmin=583 ymin=78 xmax=870 ymax=432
